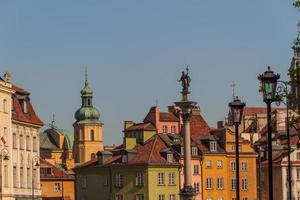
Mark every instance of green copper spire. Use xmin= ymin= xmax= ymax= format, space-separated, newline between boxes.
xmin=75 ymin=68 xmax=100 ymax=123
xmin=292 ymin=23 xmax=300 ymax=58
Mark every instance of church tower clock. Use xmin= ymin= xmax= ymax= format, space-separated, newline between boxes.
xmin=73 ymin=70 xmax=104 ymax=164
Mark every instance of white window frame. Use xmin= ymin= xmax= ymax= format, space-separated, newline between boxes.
xmin=231 ymin=179 xmax=236 ymax=190
xmin=210 ymin=141 xmax=217 ymax=151
xmin=168 ymin=172 xmax=175 ymax=185
xmin=136 ymin=172 xmax=144 ymax=186
xmin=216 ymin=160 xmax=223 ymax=168
xmin=159 ymin=194 xmax=165 ymax=200
xmin=241 ymin=161 xmax=247 ymax=171
xmin=162 ymin=126 xmax=168 ymax=134
xmin=217 ymin=177 xmax=224 ymax=190
xmin=115 ymin=174 xmax=123 ymax=187
xmin=194 ymin=165 xmax=199 ymax=175
xmin=241 ymin=178 xmax=248 ymax=190
xmin=54 ymin=182 xmax=62 ymax=191
xmin=206 ymin=160 xmax=212 ymax=168
xmin=194 ymin=182 xmax=200 ymax=193
xmin=171 ymin=126 xmax=176 ymax=134
xmin=206 ymin=178 xmax=213 ymax=189
xmin=158 ymin=172 xmax=165 ymax=185
xmin=192 ymin=147 xmax=198 ymax=156
xmin=231 ymin=161 xmax=236 ymax=171
xmin=167 ymin=154 xmax=173 ymax=163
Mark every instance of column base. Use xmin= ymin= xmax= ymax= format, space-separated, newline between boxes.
xmin=180 ymin=185 xmax=196 ymax=200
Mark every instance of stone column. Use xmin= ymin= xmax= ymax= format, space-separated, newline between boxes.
xmin=175 ymin=91 xmax=196 ymax=200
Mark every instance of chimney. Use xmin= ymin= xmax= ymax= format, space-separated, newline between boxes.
xmin=124 ymin=121 xmax=134 ymax=130
xmin=217 ymin=121 xmax=224 ymax=129
xmin=96 ymin=151 xmax=113 ymax=165
xmin=123 ymin=137 xmax=137 ymax=150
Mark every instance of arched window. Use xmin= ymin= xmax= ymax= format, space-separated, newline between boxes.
xmin=20 ymin=135 xmax=24 ymax=149
xmin=91 ymin=153 xmax=96 ymax=160
xmin=90 ymin=130 xmax=95 ymax=141
xmin=3 ymin=99 xmax=7 ymax=113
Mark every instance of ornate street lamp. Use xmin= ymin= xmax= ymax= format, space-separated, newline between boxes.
xmin=32 ymin=156 xmax=40 ymax=200
xmin=258 ymin=66 xmax=280 ymax=200
xmin=229 ymin=96 xmax=246 ymax=200
xmin=0 ymin=148 xmax=9 ymax=200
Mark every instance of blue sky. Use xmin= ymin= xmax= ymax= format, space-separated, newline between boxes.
xmin=0 ymin=0 xmax=298 ymax=145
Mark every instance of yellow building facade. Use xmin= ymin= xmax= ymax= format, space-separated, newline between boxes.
xmin=201 ymin=128 xmax=257 ymax=200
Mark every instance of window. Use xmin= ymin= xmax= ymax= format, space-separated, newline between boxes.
xmin=20 ymin=135 xmax=24 ymax=149
xmin=115 ymin=174 xmax=123 ymax=187
xmin=33 ymin=169 xmax=37 ymax=188
xmin=168 ymin=172 xmax=175 ymax=185
xmin=122 ymin=155 xmax=127 ymax=163
xmin=192 ymin=147 xmax=198 ymax=156
xmin=116 ymin=194 xmax=123 ymax=200
xmin=41 ymin=167 xmax=52 ymax=175
xmin=206 ymin=178 xmax=213 ymax=189
xmin=82 ymin=176 xmax=87 ymax=188
xmin=159 ymin=194 xmax=165 ymax=200
xmin=167 ymin=154 xmax=173 ymax=163
xmin=297 ymin=191 xmax=300 ymax=200
xmin=241 ymin=178 xmax=248 ymax=190
xmin=22 ymin=100 xmax=27 ymax=113
xmin=158 ymin=173 xmax=165 ymax=185
xmin=217 ymin=178 xmax=224 ymax=190
xmin=194 ymin=165 xmax=199 ymax=175
xmin=242 ymin=198 xmax=248 ymax=200
xmin=3 ymin=127 xmax=7 ymax=145
xmin=232 ymin=145 xmax=241 ymax=152
xmin=218 ymin=198 xmax=224 ymax=200
xmin=171 ymin=126 xmax=176 ymax=134
xmin=206 ymin=160 xmax=212 ymax=168
xmin=241 ymin=161 xmax=247 ymax=171
xmin=13 ymin=133 xmax=17 ymax=149
xmin=216 ymin=160 xmax=223 ymax=168
xmin=33 ymin=136 xmax=37 ymax=152
xmin=231 ymin=179 xmax=236 ymax=190
xmin=90 ymin=130 xmax=95 ymax=141
xmin=27 ymin=168 xmax=30 ymax=188
xmin=181 ymin=146 xmax=184 ymax=155
xmin=210 ymin=141 xmax=217 ymax=151
xmin=4 ymin=165 xmax=8 ymax=187
xmin=230 ymin=161 xmax=236 ymax=171
xmin=297 ymin=168 xmax=300 ymax=180
xmin=136 ymin=194 xmax=144 ymax=200
xmin=297 ymin=152 xmax=300 ymax=160
xmin=3 ymin=99 xmax=7 ymax=113
xmin=162 ymin=126 xmax=167 ymax=134
xmin=136 ymin=172 xmax=144 ymax=186
xmin=13 ymin=166 xmax=17 ymax=188
xmin=54 ymin=183 xmax=62 ymax=191
xmin=170 ymin=194 xmax=176 ymax=200
xmin=20 ymin=167 xmax=24 ymax=188
xmin=194 ymin=182 xmax=200 ymax=193
xmin=26 ymin=136 xmax=30 ymax=150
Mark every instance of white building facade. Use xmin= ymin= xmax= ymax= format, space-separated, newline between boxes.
xmin=0 ymin=72 xmax=43 ymax=200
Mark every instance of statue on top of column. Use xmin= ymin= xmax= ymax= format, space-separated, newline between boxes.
xmin=178 ymin=66 xmax=191 ymax=92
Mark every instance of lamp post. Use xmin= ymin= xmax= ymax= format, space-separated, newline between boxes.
xmin=229 ymin=96 xmax=246 ymax=200
xmin=258 ymin=66 xmax=280 ymax=200
xmin=275 ymin=80 xmax=292 ymax=200
xmin=0 ymin=148 xmax=9 ymax=200
xmin=32 ymin=155 xmax=39 ymax=200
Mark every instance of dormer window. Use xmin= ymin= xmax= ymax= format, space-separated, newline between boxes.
xmin=20 ymin=100 xmax=27 ymax=113
xmin=41 ymin=167 xmax=52 ymax=175
xmin=210 ymin=141 xmax=217 ymax=152
xmin=167 ymin=153 xmax=173 ymax=163
xmin=192 ymin=147 xmax=198 ymax=156
xmin=171 ymin=126 xmax=176 ymax=134
xmin=122 ymin=155 xmax=128 ymax=163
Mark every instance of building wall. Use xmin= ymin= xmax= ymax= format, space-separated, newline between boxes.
xmin=179 ymin=158 xmax=202 ymax=200
xmin=12 ymin=121 xmax=41 ymax=199
xmin=40 ymin=150 xmax=74 ymax=169
xmin=41 ymin=180 xmax=75 ymax=200
xmin=76 ymin=165 xmax=180 ymax=200
xmin=73 ymin=123 xmax=104 ymax=164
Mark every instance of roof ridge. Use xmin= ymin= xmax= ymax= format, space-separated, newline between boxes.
xmin=148 ymin=135 xmax=159 ymax=163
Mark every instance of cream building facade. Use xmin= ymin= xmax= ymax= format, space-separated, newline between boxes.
xmin=0 ymin=72 xmax=43 ymax=200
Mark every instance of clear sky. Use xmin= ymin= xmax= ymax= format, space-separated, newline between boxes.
xmin=0 ymin=0 xmax=298 ymax=145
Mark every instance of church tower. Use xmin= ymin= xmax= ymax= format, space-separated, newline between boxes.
xmin=289 ymin=24 xmax=300 ymax=110
xmin=73 ymin=69 xmax=104 ymax=164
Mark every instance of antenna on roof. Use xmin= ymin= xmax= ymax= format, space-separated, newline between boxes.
xmin=231 ymin=81 xmax=236 ymax=101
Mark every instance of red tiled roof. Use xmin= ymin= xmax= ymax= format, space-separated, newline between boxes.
xmin=159 ymin=112 xmax=179 ymax=122
xmin=12 ymin=84 xmax=43 ymax=126
xmin=40 ymin=159 xmax=75 ymax=180
xmin=190 ymin=113 xmax=210 ymax=138
xmin=124 ymin=122 xmax=156 ymax=131
xmin=243 ymin=107 xmax=267 ymax=116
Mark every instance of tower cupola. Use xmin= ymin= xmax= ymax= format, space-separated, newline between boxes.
xmin=74 ymin=69 xmax=100 ymax=122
